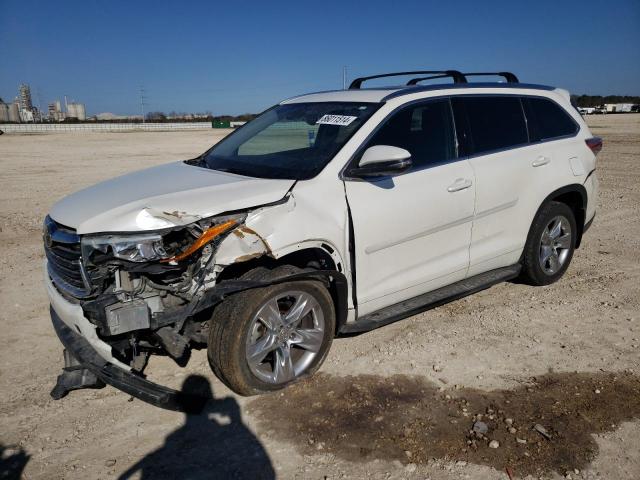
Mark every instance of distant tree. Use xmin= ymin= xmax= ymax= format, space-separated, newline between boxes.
xmin=572 ymin=94 xmax=640 ymax=108
xmin=146 ymin=111 xmax=167 ymax=122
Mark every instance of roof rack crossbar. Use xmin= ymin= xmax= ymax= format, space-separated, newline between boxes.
xmin=349 ymin=70 xmax=467 ymax=89
xmin=406 ymin=74 xmax=456 ymax=85
xmin=462 ymin=72 xmax=519 ymax=83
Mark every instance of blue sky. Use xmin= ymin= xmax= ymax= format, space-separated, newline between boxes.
xmin=1 ymin=0 xmax=638 ymax=116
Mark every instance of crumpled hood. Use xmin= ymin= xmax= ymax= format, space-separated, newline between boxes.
xmin=49 ymin=161 xmax=295 ymax=234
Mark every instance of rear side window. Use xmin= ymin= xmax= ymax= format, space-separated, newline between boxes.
xmin=523 ymin=97 xmax=578 ymax=142
xmin=454 ymin=96 xmax=528 ymax=154
xmin=367 ymin=99 xmax=456 ymax=169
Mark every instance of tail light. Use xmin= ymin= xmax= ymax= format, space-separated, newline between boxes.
xmin=586 ymin=137 xmax=603 ymax=156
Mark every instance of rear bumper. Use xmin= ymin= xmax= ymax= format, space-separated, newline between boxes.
xmin=51 ymin=307 xmax=205 ymax=412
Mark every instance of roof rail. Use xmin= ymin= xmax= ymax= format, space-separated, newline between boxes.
xmin=462 ymin=72 xmax=519 ymax=83
xmin=349 ymin=70 xmax=467 ymax=89
xmin=406 ymin=74 xmax=461 ymax=85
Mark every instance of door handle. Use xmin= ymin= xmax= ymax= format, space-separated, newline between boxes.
xmin=447 ymin=178 xmax=473 ymax=192
xmin=532 ymin=156 xmax=551 ymax=167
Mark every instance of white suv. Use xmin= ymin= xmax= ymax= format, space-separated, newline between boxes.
xmin=45 ymin=70 xmax=601 ymax=408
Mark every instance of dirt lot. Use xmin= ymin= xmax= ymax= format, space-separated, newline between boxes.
xmin=1 ymin=114 xmax=639 ymax=480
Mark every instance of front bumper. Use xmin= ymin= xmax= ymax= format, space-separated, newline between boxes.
xmin=46 ymin=261 xmax=206 ymax=412
xmin=51 ymin=307 xmax=206 ymax=412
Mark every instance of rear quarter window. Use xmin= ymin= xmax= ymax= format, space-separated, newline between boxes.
xmin=454 ymin=96 xmax=528 ymax=155
xmin=523 ymin=97 xmax=578 ymax=142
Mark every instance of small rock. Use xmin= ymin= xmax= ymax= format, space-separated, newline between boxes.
xmin=488 ymin=440 xmax=500 ymax=449
xmin=404 ymin=450 xmax=412 ymax=458
xmin=472 ymin=421 xmax=488 ymax=435
xmin=533 ymin=423 xmax=552 ymax=440
xmin=595 ymin=389 xmax=601 ymax=394
xmin=516 ymin=438 xmax=527 ymax=444
xmin=105 ymin=459 xmax=117 ymax=467
xmin=433 ymin=364 xmax=442 ymax=372
xmin=505 ymin=418 xmax=514 ymax=426
xmin=405 ymin=463 xmax=417 ymax=473
xmin=509 ymin=427 xmax=517 ymax=434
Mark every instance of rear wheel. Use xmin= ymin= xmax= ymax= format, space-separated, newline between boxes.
xmin=207 ymin=266 xmax=335 ymax=395
xmin=521 ymin=201 xmax=577 ymax=286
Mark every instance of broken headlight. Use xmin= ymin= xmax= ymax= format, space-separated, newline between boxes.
xmin=82 ymin=233 xmax=170 ymax=263
xmin=81 ymin=213 xmax=246 ymax=264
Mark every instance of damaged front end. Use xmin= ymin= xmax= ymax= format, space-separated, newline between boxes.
xmin=45 ymin=207 xmax=275 ymax=409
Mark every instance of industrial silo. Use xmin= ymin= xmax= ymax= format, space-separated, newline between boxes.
xmin=0 ymin=102 xmax=9 ymax=122
xmin=8 ymin=102 xmax=20 ymax=122
xmin=67 ymin=102 xmax=86 ymax=121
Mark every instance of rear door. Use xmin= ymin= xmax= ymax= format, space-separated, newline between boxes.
xmin=344 ymin=98 xmax=476 ymax=316
xmin=452 ymin=95 xmax=578 ymax=277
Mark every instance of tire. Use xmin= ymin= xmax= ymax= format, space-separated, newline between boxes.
xmin=520 ymin=201 xmax=577 ymax=286
xmin=207 ymin=265 xmax=335 ymax=395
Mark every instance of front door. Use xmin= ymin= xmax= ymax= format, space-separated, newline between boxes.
xmin=344 ymin=98 xmax=476 ymax=316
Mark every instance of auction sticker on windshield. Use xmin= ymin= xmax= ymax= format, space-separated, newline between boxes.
xmin=316 ymin=114 xmax=358 ymax=126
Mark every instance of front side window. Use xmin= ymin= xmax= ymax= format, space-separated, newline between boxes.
xmin=455 ymin=96 xmax=528 ymax=154
xmin=523 ymin=97 xmax=578 ymax=142
xmin=366 ymin=99 xmax=456 ymax=169
xmin=201 ymin=102 xmax=379 ymax=180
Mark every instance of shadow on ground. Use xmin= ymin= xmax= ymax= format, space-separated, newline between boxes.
xmin=0 ymin=444 xmax=29 ymax=480
xmin=118 ymin=375 xmax=274 ymax=480
xmin=249 ymin=371 xmax=640 ymax=477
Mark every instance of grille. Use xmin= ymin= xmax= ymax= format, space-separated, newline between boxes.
xmin=44 ymin=216 xmax=92 ymax=298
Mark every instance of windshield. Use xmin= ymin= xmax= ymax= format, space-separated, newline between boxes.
xmin=200 ymin=102 xmax=379 ymax=180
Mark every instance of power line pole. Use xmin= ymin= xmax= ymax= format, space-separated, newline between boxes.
xmin=342 ymin=66 xmax=347 ymax=90
xmin=139 ymin=86 xmax=146 ymax=123
xmin=36 ymin=88 xmax=43 ymax=123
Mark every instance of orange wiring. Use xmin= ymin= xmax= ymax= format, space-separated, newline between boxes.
xmin=161 ymin=220 xmax=237 ymax=263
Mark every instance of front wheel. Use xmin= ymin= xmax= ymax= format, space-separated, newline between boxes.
xmin=207 ymin=266 xmax=335 ymax=395
xmin=520 ymin=201 xmax=577 ymax=286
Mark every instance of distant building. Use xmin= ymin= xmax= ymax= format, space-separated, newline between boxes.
xmin=66 ymin=102 xmax=86 ymax=120
xmin=19 ymin=84 xmax=33 ymax=112
xmin=604 ymin=103 xmax=635 ymax=113
xmin=20 ymin=108 xmax=34 ymax=122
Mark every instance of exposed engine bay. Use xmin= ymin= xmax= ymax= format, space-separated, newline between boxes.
xmin=46 ymin=208 xmax=269 ymax=373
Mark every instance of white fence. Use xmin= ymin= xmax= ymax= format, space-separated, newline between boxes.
xmin=0 ymin=122 xmax=215 ymax=133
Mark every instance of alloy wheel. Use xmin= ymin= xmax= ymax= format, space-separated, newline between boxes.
xmin=538 ymin=215 xmax=572 ymax=275
xmin=245 ymin=290 xmax=325 ymax=384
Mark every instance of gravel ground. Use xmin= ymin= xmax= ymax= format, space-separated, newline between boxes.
xmin=1 ymin=114 xmax=639 ymax=480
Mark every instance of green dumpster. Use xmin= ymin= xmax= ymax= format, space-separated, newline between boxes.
xmin=212 ymin=120 xmax=231 ymax=128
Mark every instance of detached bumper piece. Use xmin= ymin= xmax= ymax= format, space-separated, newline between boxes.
xmin=50 ymin=307 xmax=207 ymax=412
xmin=50 ymin=349 xmax=105 ymax=399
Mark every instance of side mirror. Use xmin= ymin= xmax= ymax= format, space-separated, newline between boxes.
xmin=348 ymin=145 xmax=412 ymax=178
